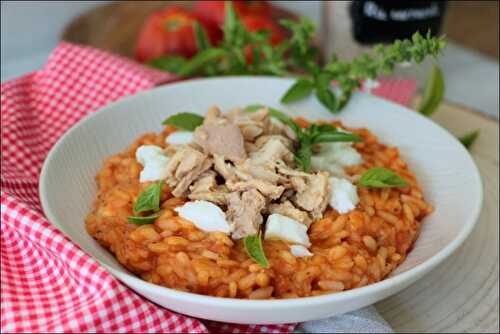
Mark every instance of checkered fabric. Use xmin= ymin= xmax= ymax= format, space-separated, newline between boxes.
xmin=1 ymin=42 xmax=417 ymax=333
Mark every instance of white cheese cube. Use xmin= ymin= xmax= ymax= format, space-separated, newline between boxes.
xmin=290 ymin=245 xmax=313 ymax=257
xmin=329 ymin=177 xmax=359 ymax=214
xmin=264 ymin=214 xmax=311 ymax=247
xmin=174 ymin=200 xmax=232 ymax=234
xmin=165 ymin=131 xmax=193 ymax=145
xmin=135 ymin=145 xmax=170 ymax=183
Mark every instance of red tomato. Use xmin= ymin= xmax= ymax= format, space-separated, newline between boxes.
xmin=135 ymin=6 xmax=221 ymax=62
xmin=193 ymin=1 xmax=271 ymax=28
xmin=241 ymin=14 xmax=284 ymax=45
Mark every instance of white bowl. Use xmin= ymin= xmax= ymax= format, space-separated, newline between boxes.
xmin=39 ymin=77 xmax=482 ymax=324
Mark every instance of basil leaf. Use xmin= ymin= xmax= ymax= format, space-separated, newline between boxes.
xmin=223 ymin=1 xmax=238 ymax=45
xmin=127 ymin=214 xmax=160 ymax=225
xmin=162 ymin=112 xmax=204 ymax=130
xmin=178 ymin=48 xmax=226 ymax=77
xmin=281 ymin=79 xmax=314 ymax=103
xmin=312 ymin=131 xmax=362 ymax=144
xmin=147 ymin=56 xmax=187 ymax=74
xmin=458 ymin=129 xmax=480 ymax=149
xmin=193 ymin=21 xmax=211 ymax=51
xmin=244 ymin=104 xmax=301 ymax=135
xmin=418 ymin=64 xmax=445 ymax=116
xmin=133 ymin=181 xmax=164 ymax=213
xmin=315 ymin=86 xmax=339 ymax=113
xmin=295 ymin=142 xmax=312 ymax=172
xmin=243 ymin=234 xmax=269 ymax=268
xmin=358 ymin=167 xmax=408 ymax=188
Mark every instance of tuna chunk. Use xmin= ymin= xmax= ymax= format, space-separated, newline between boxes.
xmin=194 ymin=123 xmax=247 ymax=163
xmin=164 ymin=146 xmax=213 ymax=197
xmin=268 ymin=200 xmax=312 ymax=227
xmin=227 ymin=178 xmax=285 ymax=200
xmin=187 ymin=171 xmax=229 ymax=205
xmin=227 ymin=189 xmax=266 ymax=239
xmin=213 ymin=154 xmax=235 ymax=181
xmin=249 ymin=136 xmax=293 ymax=166
xmin=292 ymin=171 xmax=331 ymax=220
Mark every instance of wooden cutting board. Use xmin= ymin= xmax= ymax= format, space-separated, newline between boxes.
xmin=62 ymin=1 xmax=299 ymax=59
xmin=377 ymin=100 xmax=499 ymax=333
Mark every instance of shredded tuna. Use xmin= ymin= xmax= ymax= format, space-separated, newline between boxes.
xmin=227 ymin=189 xmax=266 ymax=239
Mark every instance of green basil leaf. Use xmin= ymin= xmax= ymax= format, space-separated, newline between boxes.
xmin=458 ymin=129 xmax=480 ymax=149
xmin=312 ymin=131 xmax=362 ymax=144
xmin=223 ymin=1 xmax=238 ymax=45
xmin=358 ymin=167 xmax=408 ymax=188
xmin=161 ymin=112 xmax=204 ymax=130
xmin=147 ymin=56 xmax=187 ymax=74
xmin=243 ymin=234 xmax=269 ymax=268
xmin=178 ymin=48 xmax=226 ymax=77
xmin=243 ymin=104 xmax=301 ymax=135
xmin=315 ymin=87 xmax=339 ymax=113
xmin=418 ymin=64 xmax=445 ymax=116
xmin=281 ymin=79 xmax=314 ymax=104
xmin=127 ymin=214 xmax=160 ymax=225
xmin=294 ymin=142 xmax=312 ymax=172
xmin=133 ymin=181 xmax=164 ymax=213
xmin=193 ymin=21 xmax=211 ymax=51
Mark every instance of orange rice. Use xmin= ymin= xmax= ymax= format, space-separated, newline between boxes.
xmin=85 ymin=121 xmax=433 ymax=299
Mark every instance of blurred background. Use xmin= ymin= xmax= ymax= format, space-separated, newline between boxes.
xmin=1 ymin=1 xmax=498 ymax=118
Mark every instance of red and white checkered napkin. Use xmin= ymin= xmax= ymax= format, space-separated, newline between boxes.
xmin=0 ymin=42 xmax=417 ymax=334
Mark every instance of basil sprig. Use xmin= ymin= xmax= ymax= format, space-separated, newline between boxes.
xmin=245 ymin=105 xmax=362 ymax=172
xmin=244 ymin=234 xmax=269 ymax=268
xmin=162 ymin=112 xmax=204 ymax=131
xmin=149 ymin=3 xmax=445 ymax=114
xmin=128 ymin=181 xmax=164 ymax=225
xmin=458 ymin=129 xmax=480 ymax=149
xmin=358 ymin=167 xmax=408 ymax=188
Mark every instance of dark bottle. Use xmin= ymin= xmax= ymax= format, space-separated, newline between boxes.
xmin=350 ymin=0 xmax=447 ymax=44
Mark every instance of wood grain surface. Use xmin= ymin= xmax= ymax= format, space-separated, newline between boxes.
xmin=376 ymin=101 xmax=499 ymax=333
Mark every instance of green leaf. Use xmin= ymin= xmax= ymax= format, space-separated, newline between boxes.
xmin=161 ymin=112 xmax=204 ymax=130
xmin=458 ymin=129 xmax=480 ymax=149
xmin=178 ymin=48 xmax=226 ymax=76
xmin=243 ymin=234 xmax=269 ymax=268
xmin=133 ymin=181 xmax=164 ymax=213
xmin=294 ymin=143 xmax=312 ymax=172
xmin=147 ymin=56 xmax=187 ymax=74
xmin=127 ymin=214 xmax=160 ymax=225
xmin=315 ymin=86 xmax=338 ymax=113
xmin=358 ymin=167 xmax=408 ymax=188
xmin=419 ymin=64 xmax=445 ymax=116
xmin=281 ymin=79 xmax=314 ymax=104
xmin=193 ymin=21 xmax=211 ymax=51
xmin=243 ymin=104 xmax=301 ymax=135
xmin=223 ymin=1 xmax=238 ymax=45
xmin=312 ymin=131 xmax=362 ymax=144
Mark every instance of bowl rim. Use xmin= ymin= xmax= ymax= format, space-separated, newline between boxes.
xmin=39 ymin=76 xmax=483 ymax=308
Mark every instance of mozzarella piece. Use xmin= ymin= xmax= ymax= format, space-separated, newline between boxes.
xmin=329 ymin=177 xmax=359 ymax=214
xmin=174 ymin=200 xmax=232 ymax=234
xmin=290 ymin=245 xmax=313 ymax=257
xmin=135 ymin=145 xmax=170 ymax=182
xmin=165 ymin=131 xmax=193 ymax=145
xmin=264 ymin=214 xmax=311 ymax=247
xmin=136 ymin=145 xmax=165 ymax=165
xmin=311 ymin=142 xmax=363 ymax=176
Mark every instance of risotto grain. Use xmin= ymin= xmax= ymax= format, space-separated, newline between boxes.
xmin=85 ymin=122 xmax=433 ymax=299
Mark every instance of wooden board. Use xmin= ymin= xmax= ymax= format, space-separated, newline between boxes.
xmin=376 ymin=101 xmax=499 ymax=333
xmin=62 ymin=1 xmax=299 ymax=59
